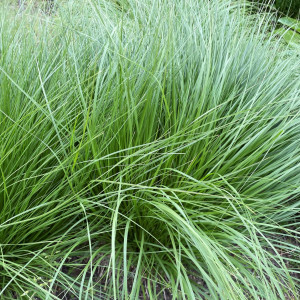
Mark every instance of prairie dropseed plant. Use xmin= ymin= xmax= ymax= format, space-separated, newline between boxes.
xmin=0 ymin=0 xmax=299 ymax=299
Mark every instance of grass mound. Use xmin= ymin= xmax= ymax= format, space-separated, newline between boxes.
xmin=0 ymin=0 xmax=299 ymax=299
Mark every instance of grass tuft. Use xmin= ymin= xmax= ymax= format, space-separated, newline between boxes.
xmin=0 ymin=0 xmax=299 ymax=299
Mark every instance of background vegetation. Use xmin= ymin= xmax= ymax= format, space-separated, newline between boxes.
xmin=275 ymin=0 xmax=299 ymax=17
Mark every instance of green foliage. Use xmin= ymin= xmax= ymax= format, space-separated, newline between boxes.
xmin=278 ymin=16 xmax=300 ymax=32
xmin=248 ymin=0 xmax=299 ymax=18
xmin=275 ymin=17 xmax=300 ymax=48
xmin=0 ymin=0 xmax=299 ymax=299
xmin=275 ymin=0 xmax=299 ymax=17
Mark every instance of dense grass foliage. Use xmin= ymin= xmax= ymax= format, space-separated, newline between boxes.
xmin=0 ymin=0 xmax=299 ymax=299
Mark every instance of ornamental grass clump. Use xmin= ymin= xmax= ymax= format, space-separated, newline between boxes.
xmin=0 ymin=0 xmax=299 ymax=299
